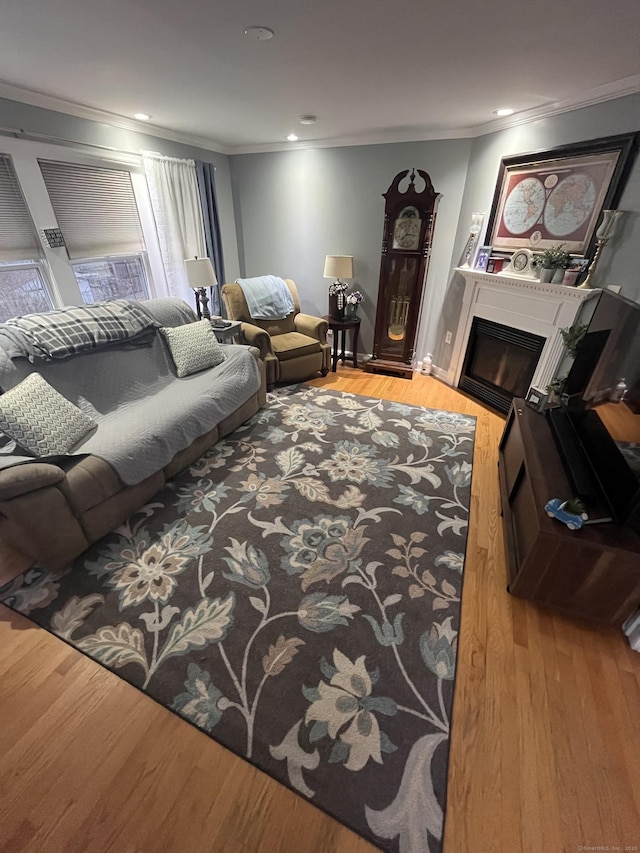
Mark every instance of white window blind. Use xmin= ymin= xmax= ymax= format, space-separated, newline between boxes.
xmin=0 ymin=154 xmax=43 ymax=261
xmin=38 ymin=160 xmax=145 ymax=259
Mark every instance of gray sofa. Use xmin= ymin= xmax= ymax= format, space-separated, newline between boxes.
xmin=0 ymin=298 xmax=266 ymax=569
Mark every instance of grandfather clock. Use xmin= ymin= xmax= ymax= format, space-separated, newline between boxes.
xmin=365 ymin=169 xmax=440 ymax=378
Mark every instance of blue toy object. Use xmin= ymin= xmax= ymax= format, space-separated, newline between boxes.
xmin=544 ymin=498 xmax=589 ymax=530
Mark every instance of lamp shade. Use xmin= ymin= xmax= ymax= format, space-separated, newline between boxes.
xmin=323 ymin=254 xmax=353 ymax=280
xmin=184 ymin=256 xmax=218 ymax=289
xmin=596 ymin=210 xmax=623 ymax=241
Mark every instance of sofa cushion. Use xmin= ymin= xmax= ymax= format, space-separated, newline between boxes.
xmin=270 ymin=332 xmax=322 ymax=361
xmin=58 ymin=455 xmax=124 ymax=513
xmin=160 ymin=319 xmax=226 ymax=377
xmin=0 ymin=461 xmax=65 ymax=501
xmin=0 ymin=373 xmax=97 ymax=457
xmin=73 ymin=346 xmax=262 ymax=486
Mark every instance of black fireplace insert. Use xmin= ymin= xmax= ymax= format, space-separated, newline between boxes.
xmin=459 ymin=318 xmax=545 ymax=413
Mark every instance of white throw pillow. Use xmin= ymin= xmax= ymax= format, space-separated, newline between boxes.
xmin=0 ymin=373 xmax=97 ymax=457
xmin=160 ymin=319 xmax=226 ymax=378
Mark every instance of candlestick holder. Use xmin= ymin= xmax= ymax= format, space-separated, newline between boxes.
xmin=578 ymin=209 xmax=624 ymax=290
xmin=578 ymin=237 xmax=608 ymax=289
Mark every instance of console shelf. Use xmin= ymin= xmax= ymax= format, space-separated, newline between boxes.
xmin=498 ymin=398 xmax=640 ymax=625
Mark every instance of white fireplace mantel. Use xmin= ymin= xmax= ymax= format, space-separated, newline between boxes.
xmin=446 ymin=268 xmax=600 ymax=395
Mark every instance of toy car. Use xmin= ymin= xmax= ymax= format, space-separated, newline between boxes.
xmin=544 ymin=498 xmax=589 ymax=530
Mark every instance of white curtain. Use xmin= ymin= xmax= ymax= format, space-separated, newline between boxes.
xmin=143 ymin=153 xmax=207 ymax=306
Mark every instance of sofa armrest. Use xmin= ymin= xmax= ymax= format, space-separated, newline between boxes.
xmin=240 ymin=322 xmax=275 ymax=359
xmin=0 ymin=462 xmax=66 ymax=501
xmin=294 ymin=314 xmax=328 ymax=343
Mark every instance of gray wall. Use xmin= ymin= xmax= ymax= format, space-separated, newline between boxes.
xmin=3 ymin=92 xmax=638 ymax=371
xmin=229 ymin=140 xmax=472 ymax=358
xmin=0 ymin=97 xmax=241 ymax=280
xmin=436 ymin=92 xmax=640 ymax=371
xmin=231 ymin=93 xmax=640 ymax=370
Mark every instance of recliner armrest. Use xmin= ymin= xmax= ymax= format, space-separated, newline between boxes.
xmin=240 ymin=322 xmax=275 ymax=359
xmin=294 ymin=314 xmax=328 ymax=343
xmin=0 ymin=462 xmax=66 ymax=501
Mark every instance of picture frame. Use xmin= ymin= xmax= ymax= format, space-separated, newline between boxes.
xmin=485 ymin=133 xmax=639 ymax=257
xmin=567 ymin=257 xmax=589 ymax=273
xmin=525 ymin=386 xmax=551 ymax=412
xmin=474 ymin=245 xmax=491 ymax=271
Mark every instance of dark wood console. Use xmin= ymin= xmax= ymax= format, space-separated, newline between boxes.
xmin=498 ymin=398 xmax=640 ymax=626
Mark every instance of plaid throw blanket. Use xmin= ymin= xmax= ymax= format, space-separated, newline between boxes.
xmin=1 ymin=300 xmax=158 ymax=361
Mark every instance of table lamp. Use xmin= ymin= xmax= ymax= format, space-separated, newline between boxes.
xmin=185 ymin=256 xmax=218 ymax=319
xmin=324 ymin=255 xmax=353 ymax=319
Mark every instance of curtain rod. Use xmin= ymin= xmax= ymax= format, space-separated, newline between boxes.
xmin=0 ymin=126 xmax=217 ymax=169
xmin=0 ymin=125 xmax=141 ymax=159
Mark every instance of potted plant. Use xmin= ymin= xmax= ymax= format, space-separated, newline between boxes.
xmin=344 ymin=289 xmax=364 ymax=318
xmin=535 ymin=245 xmax=571 ymax=283
xmin=328 ymin=279 xmax=349 ymax=319
xmin=545 ymin=375 xmax=567 ymax=405
xmin=559 ymin=323 xmax=588 ymax=356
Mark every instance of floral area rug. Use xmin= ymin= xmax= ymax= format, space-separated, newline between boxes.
xmin=0 ymin=386 xmax=476 ymax=853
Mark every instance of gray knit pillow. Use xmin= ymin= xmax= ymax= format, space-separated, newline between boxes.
xmin=0 ymin=373 xmax=97 ymax=457
xmin=160 ymin=319 xmax=226 ymax=377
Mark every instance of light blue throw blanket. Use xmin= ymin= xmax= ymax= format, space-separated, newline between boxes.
xmin=236 ymin=275 xmax=295 ymax=320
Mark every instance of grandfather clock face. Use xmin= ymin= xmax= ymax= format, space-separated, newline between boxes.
xmin=392 ymin=206 xmax=421 ymax=251
xmin=367 ymin=170 xmax=440 ymax=377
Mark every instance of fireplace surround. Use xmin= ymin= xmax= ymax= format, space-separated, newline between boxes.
xmin=440 ymin=269 xmax=599 ymax=409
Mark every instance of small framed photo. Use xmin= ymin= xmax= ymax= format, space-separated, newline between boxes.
xmin=474 ymin=245 xmax=492 ymax=271
xmin=562 ymin=256 xmax=590 ymax=286
xmin=525 ymin=386 xmax=551 ymax=412
xmin=568 ymin=257 xmax=589 ymax=273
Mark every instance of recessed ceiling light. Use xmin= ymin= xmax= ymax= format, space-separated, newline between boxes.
xmin=244 ymin=26 xmax=274 ymax=40
xmin=287 ymin=133 xmax=299 ymax=142
xmin=299 ymin=115 xmax=317 ymax=125
xmin=134 ymin=112 xmax=151 ymax=121
xmin=494 ymin=108 xmax=514 ymax=117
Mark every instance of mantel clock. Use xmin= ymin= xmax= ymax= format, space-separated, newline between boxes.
xmin=365 ymin=169 xmax=440 ymax=378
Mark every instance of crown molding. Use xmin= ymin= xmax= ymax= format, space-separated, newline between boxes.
xmin=231 ymin=74 xmax=640 ymax=155
xmin=231 ymin=126 xmax=473 ymax=155
xmin=468 ymin=73 xmax=640 ymax=138
xmin=0 ymin=81 xmax=233 ymax=156
xmin=1 ymin=74 xmax=639 ymax=158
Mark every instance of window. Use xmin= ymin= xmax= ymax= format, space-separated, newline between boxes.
xmin=0 ymin=262 xmax=53 ymax=322
xmin=0 ymin=154 xmax=53 ymax=319
xmin=38 ymin=159 xmax=150 ymax=303
xmin=73 ymin=255 xmax=149 ymax=303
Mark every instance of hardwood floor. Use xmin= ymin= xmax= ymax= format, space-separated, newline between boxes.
xmin=1 ymin=368 xmax=639 ymax=852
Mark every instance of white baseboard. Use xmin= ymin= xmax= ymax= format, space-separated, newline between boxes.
xmin=430 ymin=364 xmax=454 ymax=385
xmin=412 ymin=364 xmax=453 ymax=384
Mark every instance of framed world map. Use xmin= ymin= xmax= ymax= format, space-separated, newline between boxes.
xmin=486 ymin=133 xmax=639 ymax=255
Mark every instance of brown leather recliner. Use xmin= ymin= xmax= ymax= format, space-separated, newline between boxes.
xmin=221 ymin=278 xmax=330 ymax=389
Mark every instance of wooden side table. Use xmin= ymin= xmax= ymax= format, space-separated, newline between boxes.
xmin=324 ymin=315 xmax=360 ymax=371
xmin=211 ymin=320 xmax=242 ymax=344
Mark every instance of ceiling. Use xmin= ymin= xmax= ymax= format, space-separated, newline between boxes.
xmin=1 ymin=0 xmax=639 ymax=154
